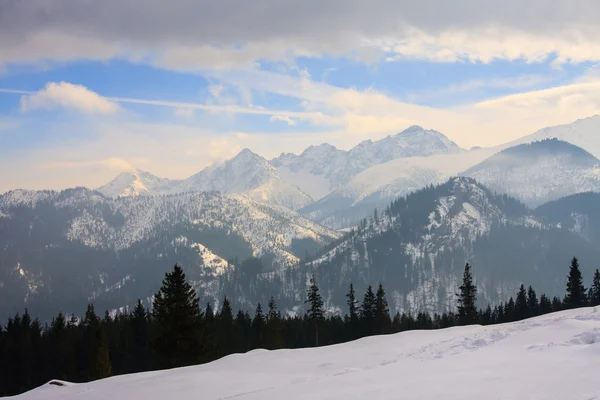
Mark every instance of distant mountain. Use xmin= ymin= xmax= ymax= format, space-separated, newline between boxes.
xmin=463 ymin=139 xmax=600 ymax=206
xmin=98 ymin=149 xmax=314 ymax=211
xmin=217 ymin=177 xmax=600 ymax=316
xmin=180 ymin=148 xmax=314 ymax=211
xmin=0 ymin=188 xmax=339 ymax=321
xmin=97 ymin=169 xmax=180 ymax=197
xmin=300 ymin=149 xmax=495 ymax=229
xmin=514 ymin=115 xmax=600 ymax=158
xmin=272 ymin=125 xmax=463 ymax=200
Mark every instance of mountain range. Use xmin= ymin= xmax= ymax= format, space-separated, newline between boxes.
xmin=2 ymin=116 xmax=600 ymax=321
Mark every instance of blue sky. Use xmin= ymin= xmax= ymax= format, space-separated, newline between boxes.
xmin=1 ymin=1 xmax=600 ymax=192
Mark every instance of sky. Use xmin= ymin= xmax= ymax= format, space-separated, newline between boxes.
xmin=1 ymin=1 xmax=600 ymax=192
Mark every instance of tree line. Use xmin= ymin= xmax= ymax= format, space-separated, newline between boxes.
xmin=1 ymin=257 xmax=599 ymax=396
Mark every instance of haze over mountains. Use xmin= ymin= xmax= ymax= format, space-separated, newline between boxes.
xmin=2 ymin=115 xmax=600 ymax=321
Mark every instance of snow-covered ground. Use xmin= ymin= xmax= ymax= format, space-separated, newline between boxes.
xmin=16 ymin=307 xmax=600 ymax=400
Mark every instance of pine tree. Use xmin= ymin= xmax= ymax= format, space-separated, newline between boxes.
xmin=82 ymin=304 xmax=112 ymax=381
xmin=130 ymin=300 xmax=149 ymax=372
xmin=564 ymin=257 xmax=587 ymax=308
xmin=252 ymin=303 xmax=266 ymax=349
xmin=152 ymin=264 xmax=204 ymax=368
xmin=527 ymin=286 xmax=539 ymax=317
xmin=456 ymin=263 xmax=478 ymax=325
xmin=539 ymin=294 xmax=552 ymax=315
xmin=305 ymin=275 xmax=324 ymax=346
xmin=360 ymin=285 xmax=377 ymax=335
xmin=375 ymin=283 xmax=391 ymax=334
xmin=588 ymin=269 xmax=600 ymax=306
xmin=266 ymin=296 xmax=284 ymax=349
xmin=217 ymin=297 xmax=238 ymax=355
xmin=345 ymin=283 xmax=359 ymax=339
xmin=514 ymin=284 xmax=528 ymax=321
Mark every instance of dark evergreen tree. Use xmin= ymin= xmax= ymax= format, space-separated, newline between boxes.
xmin=480 ymin=305 xmax=492 ymax=325
xmin=346 ymin=283 xmax=359 ymax=325
xmin=82 ymin=304 xmax=112 ymax=381
xmin=266 ymin=296 xmax=284 ymax=350
xmin=527 ymin=286 xmax=539 ymax=317
xmin=217 ymin=297 xmax=238 ymax=355
xmin=456 ymin=263 xmax=478 ymax=325
xmin=305 ymin=275 xmax=324 ymax=346
xmin=515 ymin=284 xmax=528 ymax=321
xmin=588 ymin=269 xmax=600 ymax=306
xmin=375 ymin=283 xmax=391 ymax=334
xmin=564 ymin=257 xmax=587 ymax=308
xmin=252 ymin=303 xmax=266 ymax=348
xmin=551 ymin=296 xmax=563 ymax=312
xmin=360 ymin=285 xmax=377 ymax=335
xmin=130 ymin=300 xmax=149 ymax=372
xmin=539 ymin=294 xmax=552 ymax=315
xmin=152 ymin=264 xmax=204 ymax=368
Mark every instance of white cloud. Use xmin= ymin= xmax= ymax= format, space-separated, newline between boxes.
xmin=270 ymin=115 xmax=297 ymax=126
xmin=20 ymin=82 xmax=120 ymax=114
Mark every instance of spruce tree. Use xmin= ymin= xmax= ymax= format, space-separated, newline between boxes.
xmin=375 ymin=283 xmax=391 ymax=334
xmin=152 ymin=264 xmax=204 ymax=368
xmin=305 ymin=275 xmax=324 ymax=346
xmin=360 ymin=285 xmax=377 ymax=335
xmin=539 ymin=294 xmax=552 ymax=315
xmin=345 ymin=283 xmax=359 ymax=339
xmin=130 ymin=300 xmax=149 ymax=372
xmin=252 ymin=303 xmax=266 ymax=349
xmin=82 ymin=304 xmax=112 ymax=381
xmin=217 ymin=297 xmax=238 ymax=355
xmin=456 ymin=263 xmax=478 ymax=325
xmin=266 ymin=296 xmax=284 ymax=349
xmin=564 ymin=257 xmax=587 ymax=308
xmin=527 ymin=286 xmax=539 ymax=317
xmin=588 ymin=269 xmax=600 ymax=306
xmin=515 ymin=284 xmax=528 ymax=321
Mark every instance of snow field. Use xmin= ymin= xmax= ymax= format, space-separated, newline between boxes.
xmin=17 ymin=307 xmax=600 ymax=400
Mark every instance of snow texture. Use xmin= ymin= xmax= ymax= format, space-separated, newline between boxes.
xmin=17 ymin=307 xmax=600 ymax=400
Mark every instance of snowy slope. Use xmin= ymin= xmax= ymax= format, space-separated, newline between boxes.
xmin=272 ymin=125 xmax=463 ymax=200
xmin=511 ymin=114 xmax=600 ymax=157
xmin=17 ymin=307 xmax=600 ymax=400
xmin=97 ymin=169 xmax=180 ymax=197
xmin=463 ymin=139 xmax=600 ymax=207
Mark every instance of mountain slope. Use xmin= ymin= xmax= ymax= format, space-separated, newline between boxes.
xmin=97 ymin=169 xmax=180 ymax=197
xmin=20 ymin=308 xmax=600 ymax=400
xmin=462 ymin=139 xmax=600 ymax=206
xmin=535 ymin=191 xmax=600 ymax=246
xmin=0 ymin=188 xmax=338 ymax=321
xmin=300 ymin=148 xmax=495 ymax=229
xmin=515 ymin=114 xmax=600 ymax=158
xmin=272 ymin=125 xmax=463 ymax=200
xmin=281 ymin=178 xmax=599 ymax=314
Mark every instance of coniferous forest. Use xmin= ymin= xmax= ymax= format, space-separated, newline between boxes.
xmin=1 ymin=258 xmax=599 ymax=396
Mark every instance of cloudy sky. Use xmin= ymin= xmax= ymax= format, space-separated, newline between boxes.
xmin=1 ymin=0 xmax=600 ymax=192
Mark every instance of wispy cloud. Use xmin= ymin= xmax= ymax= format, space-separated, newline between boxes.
xmin=405 ymin=74 xmax=557 ymax=104
xmin=270 ymin=115 xmax=297 ymax=126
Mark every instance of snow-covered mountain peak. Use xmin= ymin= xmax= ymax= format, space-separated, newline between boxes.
xmin=463 ymin=139 xmax=600 ymax=206
xmin=97 ymin=169 xmax=178 ymax=198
